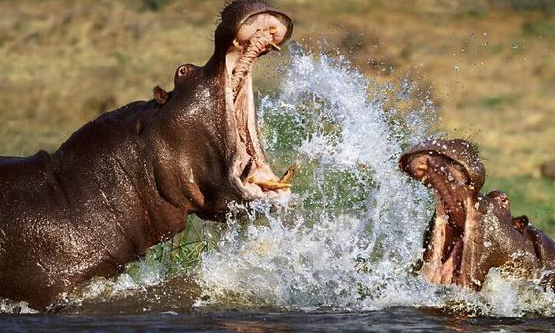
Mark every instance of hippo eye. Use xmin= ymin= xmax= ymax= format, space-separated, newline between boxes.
xmin=178 ymin=65 xmax=189 ymax=77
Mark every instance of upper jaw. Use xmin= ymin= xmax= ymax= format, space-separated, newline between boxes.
xmin=402 ymin=153 xmax=477 ymax=228
xmin=225 ymin=12 xmax=292 ymax=97
xmin=399 ymin=139 xmax=486 ymax=191
xmin=224 ymin=12 xmax=294 ymax=201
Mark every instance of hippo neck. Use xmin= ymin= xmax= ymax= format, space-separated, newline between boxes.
xmin=146 ymin=60 xmax=246 ymax=220
xmin=51 ymin=100 xmax=190 ymax=257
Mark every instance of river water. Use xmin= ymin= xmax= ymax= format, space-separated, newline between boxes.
xmin=3 ymin=308 xmax=555 ymax=333
xmin=3 ymin=46 xmax=555 ymax=331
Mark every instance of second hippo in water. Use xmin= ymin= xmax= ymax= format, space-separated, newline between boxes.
xmin=399 ymin=139 xmax=555 ymax=289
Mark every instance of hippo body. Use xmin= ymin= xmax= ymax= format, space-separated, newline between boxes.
xmin=0 ymin=101 xmax=170 ymax=309
xmin=0 ymin=0 xmax=293 ymax=310
xmin=400 ymin=139 xmax=555 ymax=289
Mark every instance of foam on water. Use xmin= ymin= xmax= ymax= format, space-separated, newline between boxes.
xmin=193 ymin=47 xmax=555 ymax=316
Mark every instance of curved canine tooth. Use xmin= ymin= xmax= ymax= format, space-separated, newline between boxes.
xmin=279 ymin=164 xmax=297 ymax=184
xmin=269 ymin=42 xmax=281 ymax=51
xmin=256 ymin=181 xmax=292 ymax=190
xmin=233 ymin=39 xmax=240 ymax=48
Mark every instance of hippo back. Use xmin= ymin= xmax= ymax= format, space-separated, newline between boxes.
xmin=0 ymin=101 xmax=161 ymax=309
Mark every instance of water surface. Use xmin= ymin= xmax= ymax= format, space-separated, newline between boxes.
xmin=3 ymin=308 xmax=555 ymax=333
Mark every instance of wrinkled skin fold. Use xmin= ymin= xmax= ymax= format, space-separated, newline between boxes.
xmin=0 ymin=0 xmax=293 ymax=310
xmin=400 ymin=139 xmax=555 ymax=289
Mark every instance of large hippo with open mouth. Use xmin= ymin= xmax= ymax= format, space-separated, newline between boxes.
xmin=0 ymin=0 xmax=293 ymax=310
xmin=400 ymin=139 xmax=555 ymax=290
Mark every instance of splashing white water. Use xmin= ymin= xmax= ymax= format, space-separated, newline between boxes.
xmin=196 ymin=48 xmax=435 ymax=310
xmin=193 ymin=48 xmax=555 ymax=317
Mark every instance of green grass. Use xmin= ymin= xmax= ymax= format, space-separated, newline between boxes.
xmin=502 ymin=0 xmax=555 ymax=12
xmin=523 ymin=19 xmax=555 ymax=38
xmin=127 ymin=216 xmax=224 ymax=275
xmin=478 ymin=96 xmax=514 ymax=108
xmin=483 ymin=175 xmax=555 ymax=236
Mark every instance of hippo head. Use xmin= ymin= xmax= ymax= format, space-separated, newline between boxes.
xmin=400 ymin=138 xmax=486 ymax=231
xmin=399 ymin=139 xmax=546 ymax=288
xmin=144 ymin=0 xmax=293 ymax=220
xmin=400 ymin=139 xmax=555 ymax=289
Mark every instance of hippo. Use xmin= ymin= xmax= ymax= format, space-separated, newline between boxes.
xmin=399 ymin=139 xmax=555 ymax=289
xmin=0 ymin=0 xmax=293 ymax=310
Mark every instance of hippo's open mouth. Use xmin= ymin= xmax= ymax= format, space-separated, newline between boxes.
xmin=400 ymin=140 xmax=485 ymax=285
xmin=225 ymin=11 xmax=294 ymax=200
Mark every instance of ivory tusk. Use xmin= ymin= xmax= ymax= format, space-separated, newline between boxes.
xmin=279 ymin=164 xmax=297 ymax=184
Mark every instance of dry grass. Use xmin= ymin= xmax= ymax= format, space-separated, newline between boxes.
xmin=1 ymin=0 xmax=555 ymax=230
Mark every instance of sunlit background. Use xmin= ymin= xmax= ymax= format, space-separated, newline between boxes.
xmin=1 ymin=0 xmax=555 ymax=231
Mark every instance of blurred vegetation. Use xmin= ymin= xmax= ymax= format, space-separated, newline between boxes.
xmin=125 ymin=216 xmax=224 ymax=277
xmin=0 ymin=0 xmax=554 ymax=248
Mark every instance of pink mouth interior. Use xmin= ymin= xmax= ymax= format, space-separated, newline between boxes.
xmin=405 ymin=153 xmax=474 ymax=284
xmin=225 ymin=12 xmax=292 ymax=200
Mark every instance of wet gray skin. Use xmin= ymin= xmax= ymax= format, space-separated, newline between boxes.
xmin=400 ymin=139 xmax=555 ymax=289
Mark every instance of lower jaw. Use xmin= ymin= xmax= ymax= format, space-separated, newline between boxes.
xmin=421 ymin=250 xmax=462 ymax=285
xmin=231 ymin=92 xmax=293 ymax=198
xmin=227 ymin=56 xmax=292 ymax=199
xmin=230 ymin=151 xmax=291 ymax=200
xmin=422 ymin=201 xmax=467 ymax=285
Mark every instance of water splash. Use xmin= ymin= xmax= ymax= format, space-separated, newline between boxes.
xmin=196 ymin=47 xmax=436 ymax=311
xmin=194 ymin=47 xmax=555 ymax=316
xmin=0 ymin=300 xmax=38 ymax=314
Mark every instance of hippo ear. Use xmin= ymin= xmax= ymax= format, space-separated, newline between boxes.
xmin=153 ymin=85 xmax=169 ymax=105
xmin=513 ymin=215 xmax=529 ymax=232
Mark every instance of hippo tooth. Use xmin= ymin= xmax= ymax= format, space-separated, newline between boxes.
xmin=256 ymin=181 xmax=292 ymax=190
xmin=269 ymin=26 xmax=277 ymax=34
xmin=279 ymin=164 xmax=297 ymax=184
xmin=269 ymin=42 xmax=281 ymax=51
xmin=233 ymin=39 xmax=240 ymax=48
